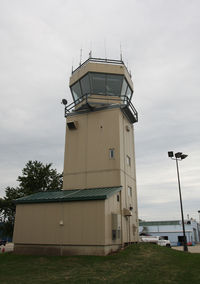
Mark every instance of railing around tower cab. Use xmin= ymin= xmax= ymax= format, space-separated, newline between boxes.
xmin=64 ymin=93 xmax=138 ymax=124
xmin=72 ymin=57 xmax=130 ymax=76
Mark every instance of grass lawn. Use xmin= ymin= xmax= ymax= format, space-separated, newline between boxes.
xmin=0 ymin=243 xmax=200 ymax=283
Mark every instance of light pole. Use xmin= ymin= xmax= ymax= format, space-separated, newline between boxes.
xmin=168 ymin=151 xmax=188 ymax=252
xmin=198 ymin=210 xmax=200 ymax=223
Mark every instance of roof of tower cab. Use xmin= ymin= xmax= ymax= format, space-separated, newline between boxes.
xmin=70 ymin=57 xmax=133 ymax=90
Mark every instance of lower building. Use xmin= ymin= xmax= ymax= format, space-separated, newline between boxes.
xmin=139 ymin=220 xmax=200 ymax=246
xmin=14 ymin=186 xmax=138 ymax=256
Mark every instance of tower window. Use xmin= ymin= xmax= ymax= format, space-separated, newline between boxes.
xmin=109 ymin=148 xmax=115 ymax=159
xmin=80 ymin=74 xmax=90 ymax=95
xmin=71 ymin=81 xmax=82 ymax=101
xmin=128 ymin=186 xmax=132 ymax=197
xmin=90 ymin=73 xmax=106 ymax=94
xmin=121 ymin=78 xmax=128 ymax=96
xmin=126 ymin=155 xmax=131 ymax=166
xmin=106 ymin=74 xmax=123 ymax=96
xmin=126 ymin=86 xmax=132 ymax=100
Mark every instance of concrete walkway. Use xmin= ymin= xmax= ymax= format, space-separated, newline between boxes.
xmin=172 ymin=244 xmax=200 ymax=253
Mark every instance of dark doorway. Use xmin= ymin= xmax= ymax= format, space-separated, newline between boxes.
xmin=178 ymin=236 xmax=187 ymax=245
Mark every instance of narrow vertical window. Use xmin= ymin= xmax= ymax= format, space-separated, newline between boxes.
xmin=128 ymin=186 xmax=132 ymax=197
xmin=109 ymin=148 xmax=115 ymax=159
xmin=126 ymin=155 xmax=131 ymax=166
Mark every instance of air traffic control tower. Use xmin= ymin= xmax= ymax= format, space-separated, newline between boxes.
xmin=13 ymin=57 xmax=139 ymax=256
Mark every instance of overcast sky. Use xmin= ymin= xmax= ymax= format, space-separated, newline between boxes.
xmin=1 ymin=0 xmax=200 ymax=221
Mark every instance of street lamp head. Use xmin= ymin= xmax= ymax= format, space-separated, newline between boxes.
xmin=168 ymin=151 xmax=174 ymax=158
xmin=175 ymin=152 xmax=182 ymax=158
xmin=180 ymin=154 xmax=188 ymax=160
xmin=168 ymin=151 xmax=188 ymax=160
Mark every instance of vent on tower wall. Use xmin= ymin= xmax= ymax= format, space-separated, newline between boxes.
xmin=67 ymin=121 xmax=78 ymax=130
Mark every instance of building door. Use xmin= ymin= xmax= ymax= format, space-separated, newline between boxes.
xmin=178 ymin=236 xmax=187 ymax=245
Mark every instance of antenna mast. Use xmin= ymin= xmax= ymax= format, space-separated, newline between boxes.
xmin=71 ymin=58 xmax=74 ymax=74
xmin=79 ymin=48 xmax=82 ymax=66
xmin=104 ymin=39 xmax=107 ymax=60
xmin=120 ymin=42 xmax=123 ymax=61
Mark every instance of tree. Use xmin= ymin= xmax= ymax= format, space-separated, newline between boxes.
xmin=17 ymin=160 xmax=63 ymax=195
xmin=0 ymin=186 xmax=24 ymax=239
xmin=0 ymin=161 xmax=63 ymax=238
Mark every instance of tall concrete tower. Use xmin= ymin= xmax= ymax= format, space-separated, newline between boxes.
xmin=63 ymin=57 xmax=139 ymax=245
xmin=13 ymin=57 xmax=139 ymax=256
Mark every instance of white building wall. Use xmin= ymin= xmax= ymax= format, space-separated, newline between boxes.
xmin=139 ymin=220 xmax=200 ymax=246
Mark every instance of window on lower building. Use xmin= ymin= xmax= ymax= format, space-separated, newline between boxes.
xmin=112 ymin=230 xmax=117 ymax=240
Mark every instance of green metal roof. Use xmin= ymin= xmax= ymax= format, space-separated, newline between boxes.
xmin=15 ymin=186 xmax=122 ymax=204
xmin=139 ymin=220 xmax=180 ymax=226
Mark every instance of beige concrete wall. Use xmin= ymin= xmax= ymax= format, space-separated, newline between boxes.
xmin=105 ymin=194 xmax=121 ymax=245
xmin=119 ymin=114 xmax=139 ymax=243
xmin=14 ymin=243 xmax=121 ymax=256
xmin=63 ymin=106 xmax=139 ymax=244
xmin=14 ymin=200 xmax=105 ymax=246
xmin=63 ymin=108 xmax=121 ymax=189
xmin=74 ymin=94 xmax=122 ymax=111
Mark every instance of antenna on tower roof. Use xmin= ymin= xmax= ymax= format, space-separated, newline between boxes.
xmin=104 ymin=39 xmax=107 ymax=60
xmin=79 ymin=48 xmax=82 ymax=66
xmin=120 ymin=42 xmax=123 ymax=61
xmin=90 ymin=41 xmax=93 ymax=58
xmin=71 ymin=58 xmax=74 ymax=74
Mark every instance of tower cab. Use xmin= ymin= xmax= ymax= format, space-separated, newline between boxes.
xmin=65 ymin=58 xmax=138 ymax=124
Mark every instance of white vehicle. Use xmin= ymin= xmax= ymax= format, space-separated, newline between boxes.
xmin=140 ymin=236 xmax=171 ymax=247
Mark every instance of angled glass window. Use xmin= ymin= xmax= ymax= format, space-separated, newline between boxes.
xmin=121 ymin=78 xmax=128 ymax=97
xmin=90 ymin=73 xmax=106 ymax=94
xmin=106 ymin=74 xmax=123 ymax=96
xmin=126 ymin=86 xmax=132 ymax=100
xmin=71 ymin=81 xmax=82 ymax=101
xmin=80 ymin=74 xmax=90 ymax=96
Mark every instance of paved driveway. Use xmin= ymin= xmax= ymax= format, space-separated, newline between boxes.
xmin=172 ymin=244 xmax=200 ymax=253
